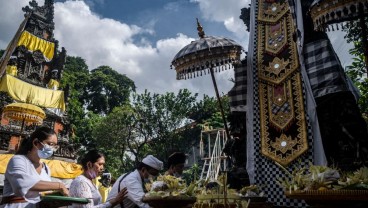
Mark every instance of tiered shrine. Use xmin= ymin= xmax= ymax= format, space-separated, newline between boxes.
xmin=0 ymin=0 xmax=81 ymax=193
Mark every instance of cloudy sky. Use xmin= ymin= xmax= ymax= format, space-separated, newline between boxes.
xmin=0 ymin=0 xmax=353 ymax=98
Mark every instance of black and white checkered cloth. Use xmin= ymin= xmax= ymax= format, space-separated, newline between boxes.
xmin=304 ymin=39 xmax=349 ymax=98
xmin=229 ymin=61 xmax=247 ymax=111
xmin=272 ymin=102 xmax=291 ymax=115
xmin=248 ymin=1 xmax=310 ymax=207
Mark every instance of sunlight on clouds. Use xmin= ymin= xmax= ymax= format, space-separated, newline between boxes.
xmin=54 ymin=1 xmax=153 ymax=75
xmin=0 ymin=0 xmax=237 ymax=97
xmin=189 ymin=0 xmax=249 ymax=50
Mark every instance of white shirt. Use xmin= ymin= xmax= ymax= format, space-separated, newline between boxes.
xmin=69 ymin=175 xmax=112 ymax=208
xmin=107 ymin=170 xmax=150 ymax=208
xmin=1 ymin=155 xmax=51 ymax=208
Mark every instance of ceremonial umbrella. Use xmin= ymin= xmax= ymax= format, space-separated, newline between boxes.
xmin=171 ymin=19 xmax=243 ymax=140
xmin=310 ymin=0 xmax=368 ymax=73
xmin=2 ymin=102 xmax=46 ymax=148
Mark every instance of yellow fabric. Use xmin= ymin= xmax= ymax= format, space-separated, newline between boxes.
xmin=6 ymin=66 xmax=18 ymax=76
xmin=0 ymin=154 xmax=13 ymax=173
xmin=93 ymin=177 xmax=112 ymax=203
xmin=0 ymin=154 xmax=83 ymax=179
xmin=0 ymin=74 xmax=65 ymax=111
xmin=17 ymin=30 xmax=55 ymax=61
xmin=47 ymin=79 xmax=60 ymax=90
xmin=43 ymin=159 xmax=83 ymax=179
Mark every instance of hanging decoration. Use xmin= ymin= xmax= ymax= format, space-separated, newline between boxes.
xmin=257 ymin=0 xmax=308 ymax=166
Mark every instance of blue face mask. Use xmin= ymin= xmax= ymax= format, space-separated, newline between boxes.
xmin=37 ymin=143 xmax=54 ymax=159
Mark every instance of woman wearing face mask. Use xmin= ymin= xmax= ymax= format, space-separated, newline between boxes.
xmin=69 ymin=150 xmax=128 ymax=208
xmin=0 ymin=126 xmax=69 ymax=208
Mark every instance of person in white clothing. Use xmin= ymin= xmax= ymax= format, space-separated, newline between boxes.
xmin=107 ymin=155 xmax=163 ymax=208
xmin=69 ymin=150 xmax=128 ymax=208
xmin=0 ymin=126 xmax=69 ymax=208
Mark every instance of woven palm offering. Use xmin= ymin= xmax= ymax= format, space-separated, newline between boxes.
xmin=192 ymin=174 xmax=249 ymax=208
xmin=142 ymin=175 xmax=197 ymax=208
xmin=277 ymin=164 xmax=368 ymax=201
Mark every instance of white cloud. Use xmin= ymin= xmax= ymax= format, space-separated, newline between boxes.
xmin=0 ymin=0 xmax=236 ymax=97
xmin=1 ymin=0 xmax=354 ymax=100
xmin=190 ymin=0 xmax=250 ymax=50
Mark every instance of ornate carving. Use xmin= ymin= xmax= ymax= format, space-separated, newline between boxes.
xmin=32 ymin=50 xmax=46 ymax=64
xmin=0 ymin=0 xmax=75 ymax=159
xmin=22 ymin=0 xmax=55 ymax=39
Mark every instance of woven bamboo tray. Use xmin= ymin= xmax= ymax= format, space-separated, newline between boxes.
xmin=285 ymin=190 xmax=368 ymax=201
xmin=142 ymin=195 xmax=196 ymax=208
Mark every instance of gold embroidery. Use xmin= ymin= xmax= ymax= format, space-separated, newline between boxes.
xmin=257 ymin=0 xmax=308 ymax=166
xmin=271 ymin=134 xmax=297 ymax=154
xmin=265 ymin=20 xmax=287 ymax=55
xmin=258 ymin=0 xmax=289 ymax=23
xmin=258 ymin=15 xmax=299 ymax=85
xmin=265 ymin=57 xmax=290 ymax=77
xmin=260 ymin=73 xmax=308 ymax=166
xmin=268 ymin=81 xmax=294 ymax=130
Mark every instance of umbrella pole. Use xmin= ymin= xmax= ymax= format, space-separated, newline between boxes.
xmin=209 ymin=67 xmax=231 ymax=140
xmin=17 ymin=118 xmax=26 ymax=151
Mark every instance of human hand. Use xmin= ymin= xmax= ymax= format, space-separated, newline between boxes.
xmin=59 ymin=182 xmax=69 ymax=196
xmin=110 ymin=187 xmax=128 ymax=206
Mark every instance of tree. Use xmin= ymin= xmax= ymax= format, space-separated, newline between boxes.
xmin=343 ymin=18 xmax=368 ymax=118
xmin=61 ymin=56 xmax=92 ymax=146
xmin=86 ymin=66 xmax=136 ymax=115
xmin=190 ymin=95 xmax=230 ymax=129
xmin=91 ymin=89 xmax=199 ymax=175
xmin=91 ymin=105 xmax=137 ymax=176
xmin=132 ymin=89 xmax=198 ymax=163
xmin=61 ymin=59 xmax=137 ymax=150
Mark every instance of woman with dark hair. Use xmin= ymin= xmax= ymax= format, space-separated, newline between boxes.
xmin=165 ymin=152 xmax=186 ymax=177
xmin=69 ymin=150 xmax=128 ymax=208
xmin=0 ymin=126 xmax=69 ymax=208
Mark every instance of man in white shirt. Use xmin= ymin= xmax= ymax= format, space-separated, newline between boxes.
xmin=107 ymin=155 xmax=163 ymax=208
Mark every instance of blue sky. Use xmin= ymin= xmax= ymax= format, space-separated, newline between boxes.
xmin=0 ymin=0 xmax=353 ymax=98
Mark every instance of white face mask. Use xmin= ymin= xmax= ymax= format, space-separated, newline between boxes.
xmin=37 ymin=143 xmax=54 ymax=159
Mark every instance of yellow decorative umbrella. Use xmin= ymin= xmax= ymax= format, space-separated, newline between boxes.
xmin=2 ymin=103 xmax=46 ymax=149
xmin=3 ymin=103 xmax=46 ymax=147
xmin=2 ymin=102 xmax=46 ymax=125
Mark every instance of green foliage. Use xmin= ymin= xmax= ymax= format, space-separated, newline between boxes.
xmin=91 ymin=105 xmax=137 ymax=177
xmin=194 ymin=95 xmax=230 ymax=130
xmin=182 ymin=163 xmax=200 ymax=184
xmin=61 ymin=56 xmax=91 ymax=145
xmin=58 ymin=53 xmax=233 ymax=177
xmin=61 ymin=57 xmax=136 ymax=150
xmin=343 ymin=18 xmax=368 ymax=116
xmin=87 ymin=66 xmax=136 ymax=115
xmin=0 ymin=50 xmax=4 ymax=58
xmin=91 ymin=89 xmax=202 ymax=175
xmin=130 ymin=89 xmax=198 ymax=166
